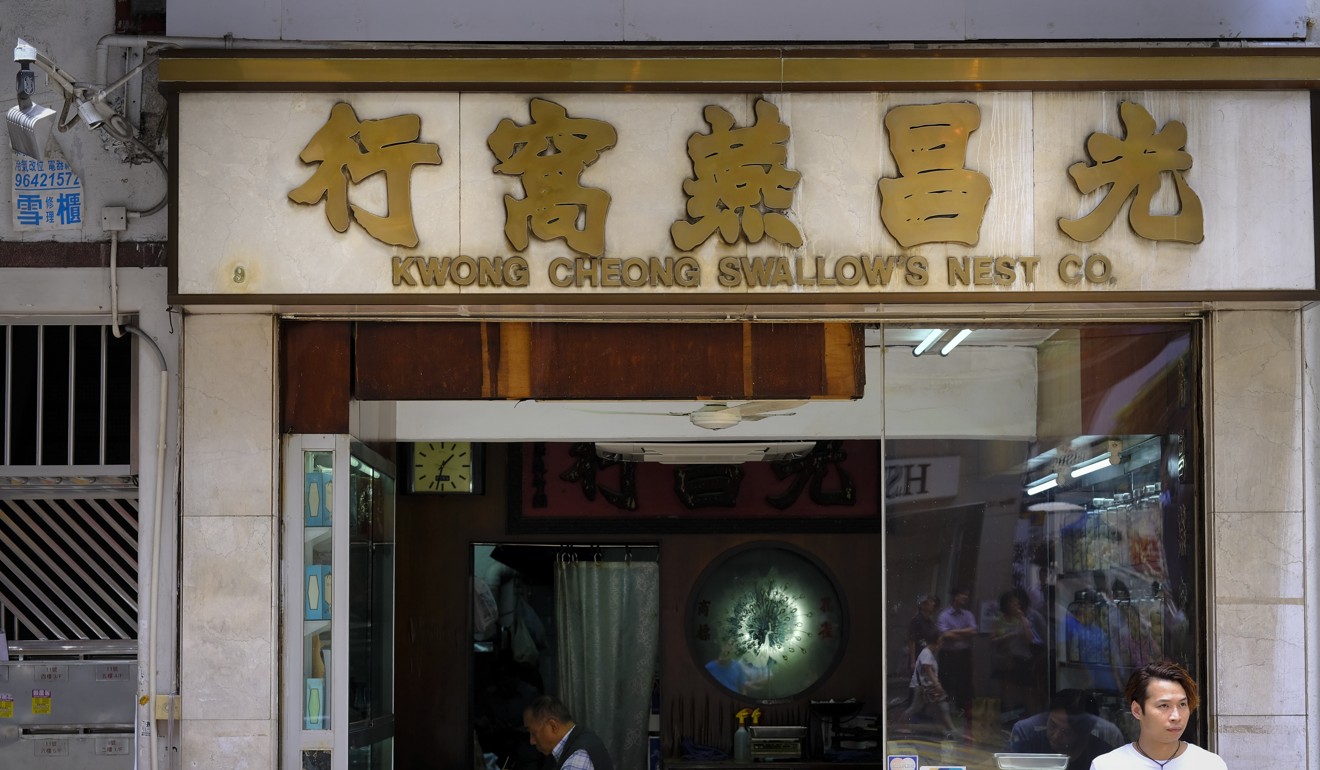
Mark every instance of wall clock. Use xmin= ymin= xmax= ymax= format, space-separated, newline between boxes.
xmin=687 ymin=542 xmax=847 ymax=703
xmin=406 ymin=441 xmax=484 ymax=494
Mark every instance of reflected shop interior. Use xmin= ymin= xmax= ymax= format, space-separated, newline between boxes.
xmin=446 ymin=322 xmax=1203 ymax=770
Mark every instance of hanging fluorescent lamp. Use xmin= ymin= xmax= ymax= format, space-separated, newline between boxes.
xmin=1026 ymin=473 xmax=1059 ymax=496
xmin=1071 ymin=451 xmax=1115 ymax=478
xmin=940 ymin=328 xmax=973 ymax=356
xmin=912 ymin=328 xmax=945 ymax=356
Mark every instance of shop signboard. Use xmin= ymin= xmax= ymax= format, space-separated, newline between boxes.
xmin=509 ymin=440 xmax=882 ymax=532
xmin=174 ymin=85 xmax=1316 ymax=301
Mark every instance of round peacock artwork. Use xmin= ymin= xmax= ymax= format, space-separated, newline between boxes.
xmin=687 ymin=542 xmax=847 ymax=703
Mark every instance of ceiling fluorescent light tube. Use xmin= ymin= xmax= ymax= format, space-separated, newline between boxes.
xmin=940 ymin=328 xmax=973 ymax=356
xmin=913 ymin=328 xmax=945 ymax=356
xmin=1071 ymin=452 xmax=1112 ymax=478
xmin=1026 ymin=474 xmax=1058 ymax=495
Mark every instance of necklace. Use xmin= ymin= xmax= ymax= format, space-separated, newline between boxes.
xmin=1134 ymin=740 xmax=1183 ymax=770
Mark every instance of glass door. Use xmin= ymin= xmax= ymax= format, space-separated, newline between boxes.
xmin=284 ymin=436 xmax=396 ymax=770
xmin=348 ymin=443 xmax=395 ymax=770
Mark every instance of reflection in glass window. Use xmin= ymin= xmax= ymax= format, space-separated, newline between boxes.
xmin=883 ymin=324 xmax=1202 ymax=770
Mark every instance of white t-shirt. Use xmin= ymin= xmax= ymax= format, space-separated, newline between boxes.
xmin=908 ymin=646 xmax=939 ymax=689
xmin=1090 ymin=741 xmax=1227 ymax=770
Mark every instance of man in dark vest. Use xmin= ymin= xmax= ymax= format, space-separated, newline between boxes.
xmin=523 ymin=695 xmax=615 ymax=770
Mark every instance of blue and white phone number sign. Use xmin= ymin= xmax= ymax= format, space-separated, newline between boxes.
xmin=12 ymin=155 xmax=83 ymax=230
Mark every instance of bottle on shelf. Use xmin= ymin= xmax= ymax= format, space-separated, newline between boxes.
xmin=734 ymin=708 xmax=751 ymax=763
xmin=1110 ymin=580 xmax=1132 ymax=668
xmin=1066 ymin=591 xmax=1085 ymax=663
xmin=1149 ymin=581 xmax=1164 ymax=652
xmin=1091 ymin=588 xmax=1112 ymax=666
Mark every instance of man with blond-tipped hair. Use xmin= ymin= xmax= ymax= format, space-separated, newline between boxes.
xmin=1089 ymin=662 xmax=1226 ymax=770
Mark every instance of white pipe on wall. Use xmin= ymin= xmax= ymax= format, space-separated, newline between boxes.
xmin=124 ymin=328 xmax=169 ymax=770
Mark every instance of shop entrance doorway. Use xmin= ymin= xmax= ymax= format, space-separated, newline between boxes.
xmin=471 ymin=543 xmax=660 ymax=770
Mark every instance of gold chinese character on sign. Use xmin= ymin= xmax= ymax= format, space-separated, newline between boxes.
xmin=878 ymin=102 xmax=991 ymax=248
xmin=671 ymin=99 xmax=803 ymax=251
xmin=1059 ymin=101 xmax=1204 ymax=244
xmin=289 ymin=102 xmax=442 ymax=248
xmin=488 ymin=98 xmax=617 ymax=258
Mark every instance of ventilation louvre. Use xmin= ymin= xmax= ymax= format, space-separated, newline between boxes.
xmin=0 ymin=496 xmax=139 ymax=641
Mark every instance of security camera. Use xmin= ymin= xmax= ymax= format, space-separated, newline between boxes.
xmin=78 ymin=98 xmax=107 ymax=129
xmin=14 ymin=40 xmax=39 ymax=102
xmin=14 ymin=39 xmax=38 ymax=65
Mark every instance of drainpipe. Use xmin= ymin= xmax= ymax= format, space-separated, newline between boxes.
xmin=120 ymin=323 xmax=168 ymax=770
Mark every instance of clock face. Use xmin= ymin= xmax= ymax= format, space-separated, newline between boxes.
xmin=688 ymin=543 xmax=846 ymax=703
xmin=411 ymin=441 xmax=482 ymax=494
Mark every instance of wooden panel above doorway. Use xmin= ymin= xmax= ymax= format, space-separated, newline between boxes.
xmin=278 ymin=320 xmax=864 ymax=432
xmin=355 ymin=321 xmax=865 ymax=400
xmin=281 ymin=320 xmax=352 ymax=434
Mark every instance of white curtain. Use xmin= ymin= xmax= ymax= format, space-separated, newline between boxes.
xmin=555 ymin=558 xmax=660 ymax=770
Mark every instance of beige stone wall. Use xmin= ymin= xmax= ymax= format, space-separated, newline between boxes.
xmin=1208 ymin=309 xmax=1312 ymax=766
xmin=179 ymin=313 xmax=278 ymax=769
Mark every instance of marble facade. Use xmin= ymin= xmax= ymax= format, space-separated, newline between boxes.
xmin=180 ymin=313 xmax=279 ymax=769
xmin=175 ymin=306 xmax=1319 ymax=768
xmin=1207 ymin=308 xmax=1318 ymax=765
xmin=171 ymin=65 xmax=1319 ymax=770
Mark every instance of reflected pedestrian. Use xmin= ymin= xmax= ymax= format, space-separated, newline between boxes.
xmin=906 ymin=593 xmax=939 ymax=677
xmin=936 ymin=586 xmax=977 ymax=726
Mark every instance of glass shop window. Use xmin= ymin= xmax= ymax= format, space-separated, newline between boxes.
xmin=882 ymin=324 xmax=1203 ymax=770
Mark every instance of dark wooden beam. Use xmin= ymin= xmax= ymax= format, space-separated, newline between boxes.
xmin=280 ymin=320 xmax=352 ymax=433
xmin=351 ymin=321 xmax=864 ymax=401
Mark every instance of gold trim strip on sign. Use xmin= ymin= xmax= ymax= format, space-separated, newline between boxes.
xmin=159 ymin=52 xmax=1320 ymax=88
xmin=784 ymin=55 xmax=1320 ymax=85
xmin=160 ymin=57 xmax=786 ymax=86
xmin=167 ymin=290 xmax=1320 ymax=307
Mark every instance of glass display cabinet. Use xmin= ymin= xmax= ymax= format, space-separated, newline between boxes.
xmin=1042 ymin=433 xmax=1195 ymax=731
xmin=284 ymin=436 xmax=396 ymax=770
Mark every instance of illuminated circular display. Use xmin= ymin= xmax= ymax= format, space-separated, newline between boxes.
xmin=687 ymin=542 xmax=846 ymax=703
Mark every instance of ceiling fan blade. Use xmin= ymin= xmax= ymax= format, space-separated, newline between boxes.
xmin=739 ymin=412 xmax=798 ymax=422
xmin=573 ymin=407 xmax=696 ymax=417
xmin=733 ymin=399 xmax=809 ymax=418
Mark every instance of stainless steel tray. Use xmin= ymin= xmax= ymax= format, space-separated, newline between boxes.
xmin=993 ymin=753 xmax=1071 ymax=770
